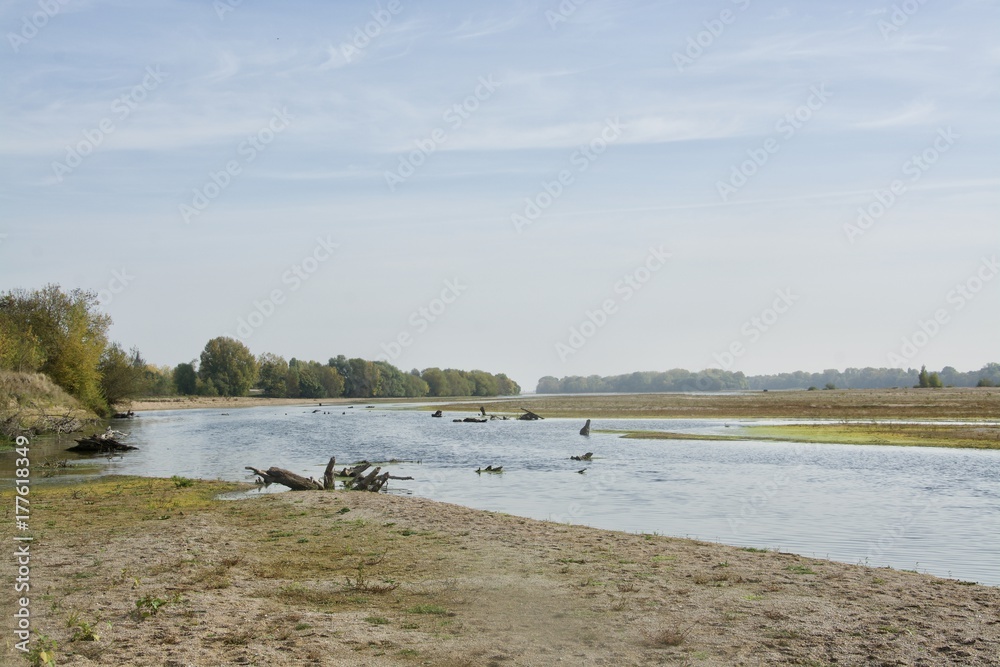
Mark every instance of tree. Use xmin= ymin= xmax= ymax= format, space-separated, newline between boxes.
xmin=98 ymin=343 xmax=146 ymax=406
xmin=928 ymin=372 xmax=943 ymax=388
xmin=0 ymin=285 xmax=111 ymax=412
xmin=174 ymin=362 xmax=197 ymax=395
xmin=198 ymin=337 xmax=258 ymax=397
xmin=257 ymin=353 xmax=289 ymax=397
xmin=314 ymin=364 xmax=345 ymax=398
xmin=917 ymin=365 xmax=930 ymax=388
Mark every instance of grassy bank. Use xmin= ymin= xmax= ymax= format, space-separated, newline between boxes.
xmin=435 ymin=387 xmax=1000 ymax=420
xmin=610 ymin=421 xmax=1000 ymax=450
xmin=0 ymin=371 xmax=99 ymax=447
xmin=2 ymin=476 xmax=998 ymax=666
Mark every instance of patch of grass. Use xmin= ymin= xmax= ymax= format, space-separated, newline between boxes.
xmin=643 ymin=623 xmax=692 ymax=647
xmin=171 ymin=475 xmax=195 ymax=488
xmin=406 ymin=604 xmax=449 ymax=616
xmin=365 ymin=616 xmax=390 ymax=626
xmin=785 ymin=564 xmax=816 ymax=575
xmin=740 ymin=547 xmax=769 ymax=553
xmin=134 ymin=593 xmax=182 ymax=620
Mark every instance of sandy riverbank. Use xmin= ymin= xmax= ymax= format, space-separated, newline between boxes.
xmin=3 ymin=476 xmax=998 ymax=666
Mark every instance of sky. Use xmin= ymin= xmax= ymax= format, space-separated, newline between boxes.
xmin=2 ymin=0 xmax=998 ymax=391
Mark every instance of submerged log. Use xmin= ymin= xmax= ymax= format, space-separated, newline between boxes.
xmin=431 ymin=410 xmax=443 ymax=418
xmin=579 ymin=419 xmax=591 ymax=436
xmin=475 ymin=465 xmax=503 ymax=474
xmin=68 ymin=434 xmax=138 ymax=454
xmin=518 ymin=408 xmax=543 ymax=421
xmin=570 ymin=452 xmax=593 ymax=461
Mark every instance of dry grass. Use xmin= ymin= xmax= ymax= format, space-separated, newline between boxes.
xmin=435 ymin=387 xmax=1000 ymax=420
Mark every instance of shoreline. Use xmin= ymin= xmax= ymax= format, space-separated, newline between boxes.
xmin=4 ymin=475 xmax=998 ymax=666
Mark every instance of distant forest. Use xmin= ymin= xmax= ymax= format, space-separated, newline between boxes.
xmin=536 ymin=364 xmax=1000 ymax=394
xmin=0 ymin=285 xmax=520 ymax=420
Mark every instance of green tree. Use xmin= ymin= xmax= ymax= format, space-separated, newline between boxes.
xmin=0 ymin=285 xmax=110 ymax=412
xmin=928 ymin=372 xmax=943 ymax=388
xmin=314 ymin=364 xmax=345 ymax=398
xmin=198 ymin=337 xmax=258 ymax=397
xmin=173 ymin=362 xmax=197 ymax=395
xmin=917 ymin=365 xmax=930 ymax=388
xmin=257 ymin=353 xmax=289 ymax=397
xmin=98 ymin=343 xmax=146 ymax=406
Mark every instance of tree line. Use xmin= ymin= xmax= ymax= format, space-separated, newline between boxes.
xmin=537 ymin=363 xmax=1000 ymax=394
xmin=0 ymin=285 xmax=519 ymax=416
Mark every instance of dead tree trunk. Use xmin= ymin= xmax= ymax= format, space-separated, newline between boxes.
xmin=580 ymin=419 xmax=591 ymax=436
xmin=322 ymin=456 xmax=336 ymax=490
xmin=518 ymin=408 xmax=543 ymax=421
xmin=245 ymin=466 xmax=322 ymax=491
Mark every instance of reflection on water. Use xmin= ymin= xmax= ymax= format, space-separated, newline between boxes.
xmin=4 ymin=405 xmax=998 ymax=585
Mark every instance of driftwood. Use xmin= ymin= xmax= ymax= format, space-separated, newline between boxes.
xmin=579 ymin=419 xmax=591 ymax=436
xmin=475 ymin=465 xmax=503 ymax=474
xmin=454 ymin=417 xmax=487 ymax=423
xmin=68 ymin=434 xmax=137 ymax=454
xmin=570 ymin=452 xmax=593 ymax=461
xmin=247 ymin=456 xmax=412 ymax=492
xmin=480 ymin=406 xmax=486 ymax=416
xmin=112 ymin=410 xmax=136 ymax=419
xmin=518 ymin=408 xmax=543 ymax=421
xmin=244 ymin=466 xmax=323 ymax=491
xmin=431 ymin=410 xmax=443 ymax=418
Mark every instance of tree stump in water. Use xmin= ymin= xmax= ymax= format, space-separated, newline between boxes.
xmin=579 ymin=419 xmax=591 ymax=436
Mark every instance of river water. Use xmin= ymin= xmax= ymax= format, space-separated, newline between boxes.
xmin=6 ymin=404 xmax=999 ymax=585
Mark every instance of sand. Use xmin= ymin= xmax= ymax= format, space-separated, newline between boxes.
xmin=2 ymin=477 xmax=998 ymax=666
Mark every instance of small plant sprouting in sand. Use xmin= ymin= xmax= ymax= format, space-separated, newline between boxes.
xmin=66 ymin=612 xmax=100 ymax=642
xmin=27 ymin=633 xmax=58 ymax=667
xmin=365 ymin=616 xmax=390 ymax=626
xmin=134 ymin=593 xmax=183 ymax=620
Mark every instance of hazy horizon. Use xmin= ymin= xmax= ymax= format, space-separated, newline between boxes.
xmin=3 ymin=1 xmax=997 ymax=392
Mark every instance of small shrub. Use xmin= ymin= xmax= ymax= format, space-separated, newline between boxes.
xmin=170 ymin=475 xmax=194 ymax=488
xmin=27 ymin=634 xmax=58 ymax=667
